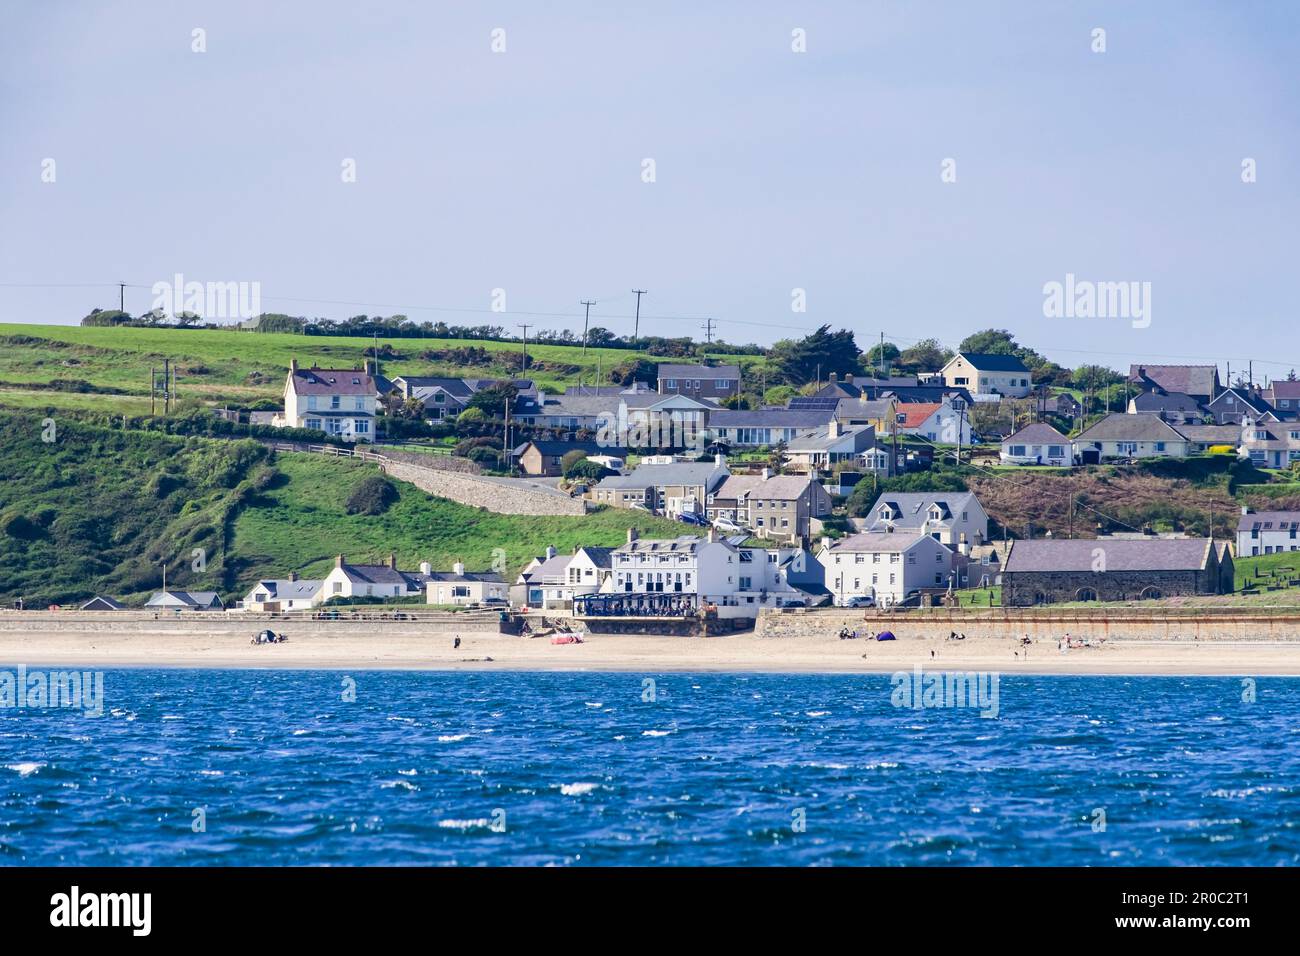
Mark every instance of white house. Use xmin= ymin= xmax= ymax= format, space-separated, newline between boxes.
xmin=893 ymin=400 xmax=972 ymax=445
xmin=863 ymin=491 xmax=990 ymax=549
xmin=591 ymin=528 xmax=819 ymax=617
xmin=241 ymin=576 xmax=324 ymax=612
xmin=1072 ymin=413 xmax=1190 ymax=461
xmin=425 ymin=562 xmax=507 ymax=605
xmin=817 ymin=532 xmax=955 ymax=606
xmin=276 ymin=360 xmax=378 ymax=441
xmin=1236 ymin=508 xmax=1300 ymax=557
xmin=939 ymin=353 xmax=1032 ymax=399
xmin=1001 ymin=423 xmax=1072 ymax=467
xmin=145 ymin=590 xmax=225 ymax=611
xmin=319 ymin=554 xmax=433 ymax=603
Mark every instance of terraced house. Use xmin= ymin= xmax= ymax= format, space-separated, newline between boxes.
xmin=705 ymin=470 xmax=833 ymax=540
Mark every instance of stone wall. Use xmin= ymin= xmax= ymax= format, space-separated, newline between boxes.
xmin=754 ymin=607 xmax=1300 ymax=642
xmin=1002 ymin=569 xmax=1217 ymax=606
xmin=381 ymin=462 xmax=587 ymax=516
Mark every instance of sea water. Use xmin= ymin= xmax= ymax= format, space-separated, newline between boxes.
xmin=1 ymin=670 xmax=1297 ymax=865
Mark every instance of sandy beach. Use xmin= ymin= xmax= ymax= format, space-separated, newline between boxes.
xmin=2 ymin=623 xmax=1300 ymax=674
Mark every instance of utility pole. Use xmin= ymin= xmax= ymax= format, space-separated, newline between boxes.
xmin=518 ymin=323 xmax=531 ymax=373
xmin=701 ymin=317 xmax=715 ymax=347
xmin=119 ymin=282 xmax=125 ymax=314
xmin=632 ymin=289 xmax=647 ymax=350
xmin=580 ymin=300 xmax=595 ymax=356
xmin=163 ymin=358 xmax=170 ymax=414
xmin=150 ymin=366 xmax=156 ymax=416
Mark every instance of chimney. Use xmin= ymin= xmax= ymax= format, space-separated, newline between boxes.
xmin=1241 ymin=505 xmax=1251 ymax=515
xmin=828 ymin=372 xmax=838 ymax=383
xmin=761 ymin=467 xmax=772 ymax=480
xmin=389 ymin=553 xmax=397 ymax=569
xmin=335 ymin=554 xmax=344 ymax=568
xmin=452 ymin=560 xmax=465 ymax=575
xmin=420 ymin=561 xmax=432 ymax=575
xmin=707 ymin=527 xmax=718 ymax=543
xmin=545 ymin=545 xmax=557 ymax=559
xmin=820 ymin=536 xmax=831 ymax=552
xmin=627 ymin=527 xmax=638 ymax=545
xmin=288 ymin=570 xmax=298 ymax=582
xmin=714 ymin=452 xmax=725 ymax=467
xmin=828 ymin=419 xmax=841 ymax=439
xmin=290 ymin=358 xmax=299 ymax=372
xmin=958 ymin=532 xmax=969 ymax=556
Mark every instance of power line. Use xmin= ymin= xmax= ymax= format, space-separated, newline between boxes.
xmin=580 ymin=299 xmax=594 ymax=357
xmin=632 ymin=289 xmax=647 ymax=350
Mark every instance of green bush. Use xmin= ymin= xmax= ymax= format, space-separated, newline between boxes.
xmin=344 ymin=475 xmax=398 ymax=516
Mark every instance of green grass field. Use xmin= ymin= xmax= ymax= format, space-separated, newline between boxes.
xmin=0 ymin=323 xmax=762 ymax=412
xmin=229 ymin=453 xmax=687 ymax=583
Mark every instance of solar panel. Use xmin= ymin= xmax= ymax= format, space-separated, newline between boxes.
xmin=788 ymin=397 xmax=839 ymax=409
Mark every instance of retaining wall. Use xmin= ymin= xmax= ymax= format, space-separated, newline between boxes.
xmin=382 ymin=462 xmax=587 ymax=515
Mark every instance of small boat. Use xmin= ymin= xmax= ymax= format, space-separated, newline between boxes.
xmin=551 ymin=633 xmax=583 ymax=645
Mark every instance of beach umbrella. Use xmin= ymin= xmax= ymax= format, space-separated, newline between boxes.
xmin=876 ymin=630 xmax=896 ymax=641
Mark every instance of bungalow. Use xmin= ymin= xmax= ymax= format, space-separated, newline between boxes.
xmin=817 ymin=532 xmax=955 ymax=606
xmin=705 ymin=471 xmax=833 ymax=540
xmin=863 ymin=491 xmax=989 ymax=548
xmin=1127 ymin=364 xmax=1221 ymax=406
xmin=1072 ymin=413 xmax=1190 ymax=462
xmin=510 ymin=440 xmax=620 ymax=477
xmin=615 ymin=391 xmax=715 ymax=450
xmin=656 ymin=363 xmax=741 ymax=402
xmin=1001 ymin=423 xmax=1072 ymax=467
xmin=783 ymin=421 xmax=877 ymax=471
xmin=1177 ymin=423 xmax=1244 ymax=454
xmin=241 ymin=576 xmax=324 ymax=612
xmin=79 ymin=596 xmax=125 ymax=611
xmin=426 ymin=562 xmax=507 ymax=605
xmin=1002 ymin=537 xmax=1232 ymax=605
xmin=145 ymin=590 xmax=225 ymax=611
xmin=517 ymin=391 xmax=621 ymax=431
xmin=940 ymin=353 xmax=1032 ymax=399
xmin=319 ymin=554 xmax=434 ymax=603
xmin=707 ymin=408 xmax=833 ymax=448
xmin=275 ymin=360 xmax=377 ymax=441
xmin=589 ymin=458 xmax=730 ymax=516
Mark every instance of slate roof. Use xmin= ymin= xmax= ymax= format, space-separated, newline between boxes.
xmin=511 ymin=439 xmax=618 ymax=457
xmin=1004 ymin=537 xmax=1214 ymax=573
xmin=709 ymin=408 xmax=833 ymax=429
xmin=1267 ymin=381 xmax=1300 ymax=400
xmin=1131 ymin=390 xmax=1203 ymax=414
xmin=1237 ymin=511 xmax=1300 ymax=532
xmin=867 ymin=492 xmax=982 ymax=529
xmin=1176 ymin=423 xmax=1243 ymax=444
xmin=785 ymin=423 xmax=874 ymax=452
xmin=595 ymin=462 xmax=728 ymax=489
xmin=616 ymin=534 xmax=734 ymax=555
xmin=426 ymin=571 xmax=505 ymax=583
xmin=713 ymin=474 xmax=818 ymax=501
xmin=1002 ymin=423 xmax=1069 ymax=445
xmin=1127 ymin=364 xmax=1220 ymax=398
xmin=657 ymin=364 xmax=741 ymax=380
xmin=956 ymin=352 xmax=1030 ymax=373
xmin=1074 ymin=413 xmax=1188 ymax=443
xmin=79 ymin=596 xmax=125 ymax=610
xmin=823 ymin=532 xmax=938 ymax=554
xmin=145 ymin=590 xmax=224 ymax=608
xmin=394 ymin=376 xmax=476 ymax=399
xmin=291 ymin=368 xmax=375 ymax=396
xmin=247 ymin=579 xmax=324 ymax=602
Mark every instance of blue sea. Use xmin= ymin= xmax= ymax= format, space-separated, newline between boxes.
xmin=2 ymin=670 xmax=1298 ymax=865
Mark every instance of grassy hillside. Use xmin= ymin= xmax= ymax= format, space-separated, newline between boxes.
xmin=228 ymin=454 xmax=685 ymax=583
xmin=0 ymin=411 xmax=686 ymax=606
xmin=0 ymin=324 xmax=762 ymax=415
xmin=0 ymin=414 xmax=273 ymax=605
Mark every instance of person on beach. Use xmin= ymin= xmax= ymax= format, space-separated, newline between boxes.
xmin=453 ymin=636 xmax=461 ymax=649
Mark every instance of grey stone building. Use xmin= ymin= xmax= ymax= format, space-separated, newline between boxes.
xmin=1001 ymin=537 xmax=1232 ymax=605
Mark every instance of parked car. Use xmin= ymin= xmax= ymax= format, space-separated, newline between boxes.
xmin=711 ymin=517 xmax=744 ymax=533
xmin=677 ymin=512 xmax=708 ymax=526
xmin=841 ymin=595 xmax=876 ymax=608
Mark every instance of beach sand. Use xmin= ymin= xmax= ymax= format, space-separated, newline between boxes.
xmin=2 ymin=624 xmax=1299 ymax=674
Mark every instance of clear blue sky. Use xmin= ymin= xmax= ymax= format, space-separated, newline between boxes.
xmin=2 ymin=1 xmax=1297 ymax=378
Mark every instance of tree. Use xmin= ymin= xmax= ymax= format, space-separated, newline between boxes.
xmin=560 ymin=450 xmax=589 ymax=475
xmin=898 ymin=338 xmax=952 ymax=373
xmin=466 ymin=382 xmax=516 ymax=418
xmin=864 ymin=341 xmax=900 ymax=371
xmin=345 ymin=475 xmax=398 ymax=516
xmin=769 ymin=325 xmax=861 ymax=386
xmin=959 ymin=329 xmax=1019 ymax=355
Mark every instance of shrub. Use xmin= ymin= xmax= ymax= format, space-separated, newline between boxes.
xmin=345 ymin=475 xmax=398 ymax=516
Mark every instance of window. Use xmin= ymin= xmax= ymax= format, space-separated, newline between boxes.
xmin=1155 ymin=442 xmax=1166 ymax=452
xmin=330 ymin=395 xmax=341 ymax=409
xmin=354 ymin=397 xmax=365 ymax=411
xmin=665 ymin=379 xmax=676 ymax=388
xmin=307 ymin=396 xmax=318 ymax=410
xmin=354 ymin=420 xmax=370 ymax=434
